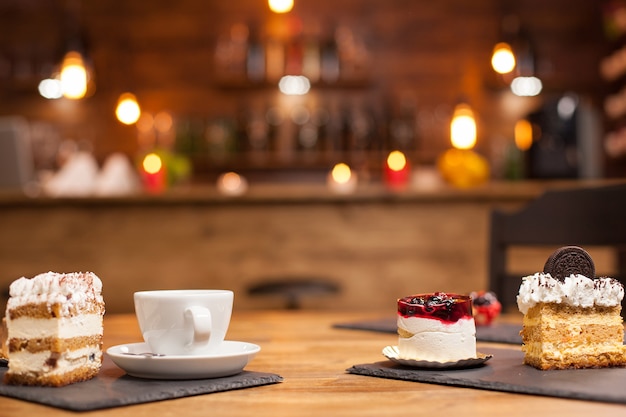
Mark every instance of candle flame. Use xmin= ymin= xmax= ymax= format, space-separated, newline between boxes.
xmin=142 ymin=153 xmax=162 ymax=174
xmin=331 ymin=163 xmax=352 ymax=184
xmin=386 ymin=151 xmax=407 ymax=172
xmin=221 ymin=172 xmax=243 ymax=192
xmin=217 ymin=171 xmax=248 ymax=196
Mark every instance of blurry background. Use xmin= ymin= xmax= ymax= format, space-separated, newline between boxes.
xmin=1 ymin=0 xmax=623 ymax=181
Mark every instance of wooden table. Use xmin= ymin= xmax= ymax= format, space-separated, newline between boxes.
xmin=2 ymin=311 xmax=626 ymax=415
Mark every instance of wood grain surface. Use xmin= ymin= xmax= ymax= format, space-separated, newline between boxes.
xmin=1 ymin=311 xmax=625 ymax=416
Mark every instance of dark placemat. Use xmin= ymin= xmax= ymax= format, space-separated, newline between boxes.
xmin=0 ymin=356 xmax=282 ymax=411
xmin=347 ymin=347 xmax=626 ymax=404
xmin=333 ymin=317 xmax=524 ymax=344
xmin=476 ymin=323 xmax=523 ymax=344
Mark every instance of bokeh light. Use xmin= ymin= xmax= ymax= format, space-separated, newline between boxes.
xmin=386 ymin=151 xmax=407 ymax=171
xmin=60 ymin=51 xmax=88 ymax=99
xmin=116 ymin=93 xmax=141 ymax=125
xmin=511 ymin=76 xmax=543 ymax=97
xmin=268 ymin=0 xmax=294 ymax=13
xmin=142 ymin=153 xmax=163 ymax=174
xmin=450 ymin=104 xmax=477 ymax=150
xmin=514 ymin=119 xmax=533 ymax=151
xmin=331 ymin=163 xmax=352 ymax=184
xmin=38 ymin=78 xmax=63 ymax=99
xmin=491 ymin=42 xmax=516 ymax=74
xmin=278 ymin=75 xmax=311 ymax=95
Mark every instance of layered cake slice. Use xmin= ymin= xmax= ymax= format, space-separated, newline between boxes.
xmin=517 ymin=246 xmax=626 ymax=370
xmin=397 ymin=292 xmax=476 ymax=361
xmin=4 ymin=271 xmax=105 ymax=386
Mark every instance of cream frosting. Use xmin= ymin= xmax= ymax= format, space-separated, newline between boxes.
xmin=397 ymin=316 xmax=476 ymax=361
xmin=7 ymin=271 xmax=103 ymax=315
xmin=516 ymin=272 xmax=624 ymax=314
xmin=7 ymin=315 xmax=103 ymax=339
xmin=8 ymin=346 xmax=102 ymax=374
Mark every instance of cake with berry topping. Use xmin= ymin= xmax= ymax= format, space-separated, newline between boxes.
xmin=470 ymin=291 xmax=501 ymax=326
xmin=397 ymin=292 xmax=476 ymax=362
xmin=4 ymin=271 xmax=105 ymax=386
xmin=517 ymin=246 xmax=626 ymax=370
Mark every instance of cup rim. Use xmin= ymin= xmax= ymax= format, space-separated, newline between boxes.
xmin=134 ymin=289 xmax=233 ymax=299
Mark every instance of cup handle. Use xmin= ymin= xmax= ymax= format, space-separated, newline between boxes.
xmin=184 ymin=306 xmax=212 ymax=347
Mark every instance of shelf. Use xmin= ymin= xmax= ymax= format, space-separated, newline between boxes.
xmin=213 ymin=74 xmax=372 ymax=91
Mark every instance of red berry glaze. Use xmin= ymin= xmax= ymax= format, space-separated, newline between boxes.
xmin=397 ymin=292 xmax=473 ymax=324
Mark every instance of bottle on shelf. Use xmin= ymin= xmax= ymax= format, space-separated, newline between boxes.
xmin=388 ymin=97 xmax=417 ymax=152
xmin=246 ymin=24 xmax=265 ymax=82
xmin=320 ymin=28 xmax=340 ymax=83
xmin=265 ymin=105 xmax=288 ymax=155
xmin=302 ymin=38 xmax=321 ymax=83
xmin=265 ymin=37 xmax=285 ymax=83
xmin=228 ymin=22 xmax=250 ymax=80
xmin=284 ymin=38 xmax=303 ymax=76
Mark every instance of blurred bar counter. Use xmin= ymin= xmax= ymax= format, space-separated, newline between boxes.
xmin=0 ymin=179 xmax=622 ymax=315
xmin=0 ymin=179 xmax=603 ymax=206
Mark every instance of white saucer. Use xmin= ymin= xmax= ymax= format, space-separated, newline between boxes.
xmin=382 ymin=345 xmax=492 ymax=369
xmin=106 ymin=341 xmax=260 ymax=380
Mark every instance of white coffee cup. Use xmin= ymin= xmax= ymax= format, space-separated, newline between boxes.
xmin=134 ymin=289 xmax=234 ymax=356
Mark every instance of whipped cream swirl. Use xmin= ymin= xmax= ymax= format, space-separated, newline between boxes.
xmin=517 ymin=272 xmax=624 ymax=314
xmin=7 ymin=271 xmax=103 ymax=314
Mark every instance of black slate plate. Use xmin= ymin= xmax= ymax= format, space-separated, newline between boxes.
xmin=0 ymin=355 xmax=282 ymax=411
xmin=347 ymin=347 xmax=626 ymax=404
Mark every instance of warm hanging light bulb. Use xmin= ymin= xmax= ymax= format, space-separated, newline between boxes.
xmin=268 ymin=0 xmax=294 ymax=13
xmin=491 ymin=42 xmax=516 ymax=74
xmin=450 ymin=103 xmax=477 ymax=150
xmin=115 ymin=93 xmax=141 ymax=125
xmin=60 ymin=51 xmax=88 ymax=99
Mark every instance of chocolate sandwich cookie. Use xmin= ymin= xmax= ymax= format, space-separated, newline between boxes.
xmin=543 ymin=245 xmax=595 ymax=281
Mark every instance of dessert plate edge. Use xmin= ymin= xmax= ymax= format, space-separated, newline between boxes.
xmin=382 ymin=345 xmax=493 ymax=369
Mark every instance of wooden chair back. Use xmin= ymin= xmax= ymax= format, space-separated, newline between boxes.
xmin=488 ymin=183 xmax=626 ymax=312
